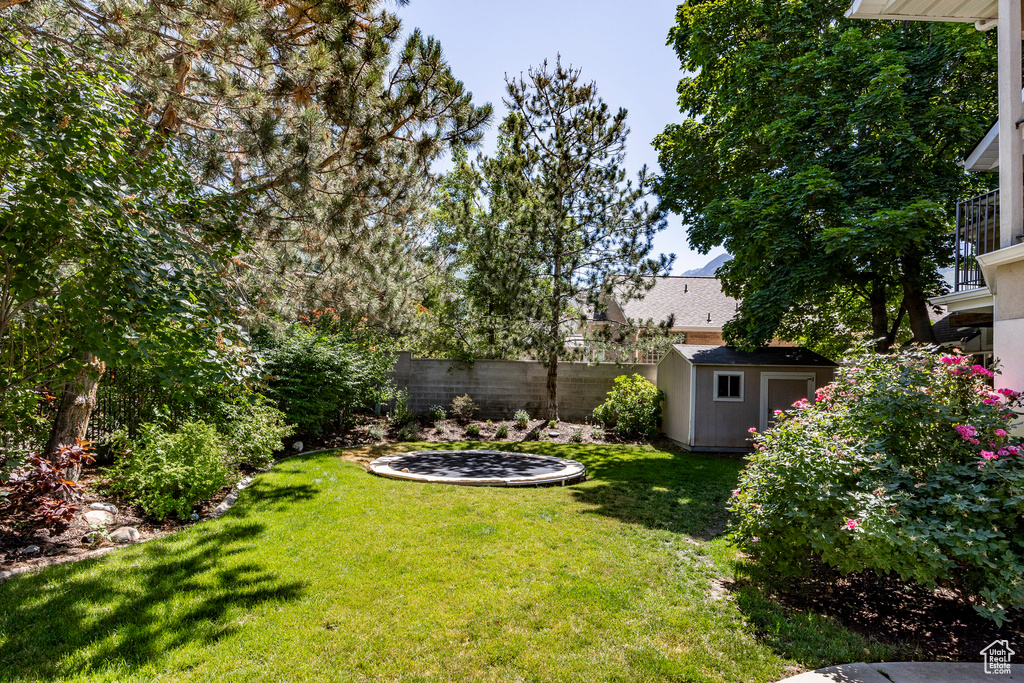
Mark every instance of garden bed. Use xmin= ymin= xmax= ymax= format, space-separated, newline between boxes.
xmin=295 ymin=418 xmax=640 ymax=451
xmin=0 ymin=471 xmax=234 ymax=573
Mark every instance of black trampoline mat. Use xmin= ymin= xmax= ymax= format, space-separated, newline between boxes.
xmin=368 ymin=449 xmax=587 ymax=486
xmin=386 ymin=451 xmax=564 ymax=478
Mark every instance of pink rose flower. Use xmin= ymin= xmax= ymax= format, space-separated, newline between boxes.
xmin=981 ymin=450 xmax=998 ymax=460
xmin=995 ymin=429 xmax=1008 ymax=437
xmin=732 ymin=489 xmax=740 ymax=496
xmin=845 ymin=519 xmax=859 ymax=530
xmin=748 ymin=427 xmax=758 ymax=433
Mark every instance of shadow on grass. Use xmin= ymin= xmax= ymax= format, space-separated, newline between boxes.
xmin=562 ymin=443 xmax=742 ymax=538
xmin=0 ymin=517 xmax=306 ymax=681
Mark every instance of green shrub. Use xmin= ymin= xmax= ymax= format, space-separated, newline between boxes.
xmin=434 ymin=421 xmax=444 ymax=434
xmin=105 ymin=421 xmax=230 ymax=520
xmin=547 ymin=419 xmax=557 ymax=428
xmin=257 ymin=323 xmax=394 ymax=434
xmin=450 ymin=394 xmax=478 ymax=423
xmin=495 ymin=424 xmax=509 ymax=439
xmin=222 ymin=400 xmax=294 ymax=469
xmin=368 ymin=424 xmax=385 ymax=442
xmin=592 ymin=374 xmax=663 ymax=439
xmin=590 ymin=425 xmax=605 ymax=441
xmin=464 ymin=423 xmax=481 ymax=438
xmin=570 ymin=428 xmax=583 ymax=443
xmin=513 ymin=409 xmax=530 ymax=428
xmin=388 ymin=389 xmax=416 ymax=428
xmin=427 ymin=405 xmax=446 ymax=421
xmin=730 ymin=345 xmax=1024 ymax=625
xmin=396 ymin=422 xmax=420 ymax=442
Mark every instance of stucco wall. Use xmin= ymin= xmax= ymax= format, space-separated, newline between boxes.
xmin=390 ymin=353 xmax=657 ymax=422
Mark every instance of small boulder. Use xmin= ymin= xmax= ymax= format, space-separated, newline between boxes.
xmin=21 ymin=545 xmax=41 ymax=556
xmin=292 ymin=441 xmax=304 ymax=452
xmin=547 ymin=431 xmax=561 ymax=438
xmin=89 ymin=502 xmax=118 ymax=515
xmin=84 ymin=509 xmax=116 ymax=526
xmin=189 ymin=513 xmax=199 ymax=521
xmin=109 ymin=526 xmax=141 ymax=544
xmin=82 ymin=531 xmax=105 ymax=545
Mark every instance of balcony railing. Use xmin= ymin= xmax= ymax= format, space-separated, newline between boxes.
xmin=954 ymin=189 xmax=999 ymax=292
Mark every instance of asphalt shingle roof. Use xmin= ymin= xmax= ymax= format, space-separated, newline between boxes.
xmin=618 ymin=277 xmax=739 ymax=329
xmin=671 ymin=344 xmax=837 ymax=367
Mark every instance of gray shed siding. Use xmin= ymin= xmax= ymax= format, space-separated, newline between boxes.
xmin=656 ymin=349 xmax=691 ymax=444
xmin=692 ymin=365 xmax=762 ymax=449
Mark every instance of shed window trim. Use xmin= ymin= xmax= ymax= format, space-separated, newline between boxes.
xmin=713 ymin=371 xmax=744 ymax=402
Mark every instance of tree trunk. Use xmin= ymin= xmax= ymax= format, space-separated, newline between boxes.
xmin=546 ymin=351 xmax=559 ymax=422
xmin=868 ymin=280 xmax=892 ymax=352
xmin=902 ymin=278 xmax=937 ymax=345
xmin=45 ymin=352 xmax=105 ymax=484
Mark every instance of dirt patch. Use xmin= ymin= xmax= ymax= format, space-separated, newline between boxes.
xmin=737 ymin=570 xmax=1023 ymax=660
xmin=294 ymin=417 xmax=646 ymax=452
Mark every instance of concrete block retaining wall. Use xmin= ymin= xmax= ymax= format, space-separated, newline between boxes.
xmin=390 ymin=352 xmax=657 ymax=422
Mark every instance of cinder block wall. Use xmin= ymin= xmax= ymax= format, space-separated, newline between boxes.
xmin=390 ymin=352 xmax=657 ymax=422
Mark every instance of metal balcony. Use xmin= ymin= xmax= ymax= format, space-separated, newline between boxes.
xmin=954 ymin=189 xmax=999 ymax=292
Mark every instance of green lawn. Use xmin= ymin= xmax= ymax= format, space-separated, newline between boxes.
xmin=0 ymin=442 xmax=906 ymax=682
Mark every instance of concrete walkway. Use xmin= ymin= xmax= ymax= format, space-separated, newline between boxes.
xmin=779 ymin=661 xmax=1019 ymax=682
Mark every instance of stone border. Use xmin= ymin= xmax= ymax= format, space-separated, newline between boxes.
xmin=368 ymin=449 xmax=587 ymax=487
xmin=0 ymin=448 xmax=337 ymax=584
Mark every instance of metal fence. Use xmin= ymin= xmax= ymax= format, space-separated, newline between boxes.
xmin=85 ymin=366 xmax=169 ymax=443
xmin=954 ymin=189 xmax=999 ymax=292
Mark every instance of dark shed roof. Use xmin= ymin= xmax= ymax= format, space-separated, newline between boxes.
xmin=671 ymin=345 xmax=836 ymax=367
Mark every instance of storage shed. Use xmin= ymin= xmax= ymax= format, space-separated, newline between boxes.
xmin=657 ymin=345 xmax=837 ymax=451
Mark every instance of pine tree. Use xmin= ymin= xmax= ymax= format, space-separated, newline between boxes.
xmin=438 ymin=58 xmax=671 ymax=419
xmin=5 ymin=0 xmax=492 ymax=329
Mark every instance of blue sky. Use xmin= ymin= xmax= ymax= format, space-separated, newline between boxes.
xmin=399 ymin=0 xmax=728 ymax=274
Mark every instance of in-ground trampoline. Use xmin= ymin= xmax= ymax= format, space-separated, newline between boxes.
xmin=368 ymin=449 xmax=586 ymax=487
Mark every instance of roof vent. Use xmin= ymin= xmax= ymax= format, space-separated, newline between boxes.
xmin=706 ymin=313 xmax=712 ymax=323
xmin=684 ymin=284 xmax=688 ymax=293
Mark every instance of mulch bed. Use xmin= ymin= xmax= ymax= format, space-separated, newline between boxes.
xmin=294 ymin=417 xmax=638 ymax=452
xmin=0 ymin=471 xmax=233 ymax=574
xmin=735 ymin=569 xmax=1023 ymax=661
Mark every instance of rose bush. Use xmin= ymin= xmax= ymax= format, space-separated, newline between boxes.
xmin=729 ymin=344 xmax=1024 ymax=624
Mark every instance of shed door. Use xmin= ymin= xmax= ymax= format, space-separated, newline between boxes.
xmin=760 ymin=372 xmax=816 ymax=431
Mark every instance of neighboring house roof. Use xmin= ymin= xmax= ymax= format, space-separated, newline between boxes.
xmin=616 ymin=277 xmax=739 ymax=329
xmin=670 ymin=344 xmax=836 ymax=367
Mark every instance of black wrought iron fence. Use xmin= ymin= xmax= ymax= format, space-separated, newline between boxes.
xmin=86 ymin=366 xmax=171 ymax=443
xmin=955 ymin=189 xmax=999 ymax=292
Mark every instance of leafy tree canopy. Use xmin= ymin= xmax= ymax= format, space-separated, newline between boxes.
xmin=654 ymin=0 xmax=997 ymax=352
xmin=0 ymin=34 xmax=248 ymax=396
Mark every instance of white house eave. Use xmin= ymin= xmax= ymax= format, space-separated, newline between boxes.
xmin=964 ymin=121 xmax=1001 ymax=171
xmin=929 ymin=286 xmax=994 ymax=312
xmin=846 ymin=0 xmax=997 ymax=24
xmin=976 ymin=241 xmax=1024 ymax=293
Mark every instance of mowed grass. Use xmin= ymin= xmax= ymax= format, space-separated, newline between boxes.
xmin=0 ymin=442 xmax=904 ymax=682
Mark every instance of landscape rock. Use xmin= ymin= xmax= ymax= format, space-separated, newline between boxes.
xmin=21 ymin=545 xmax=40 ymax=556
xmin=89 ymin=502 xmax=118 ymax=515
xmin=82 ymin=531 xmax=105 ymax=545
xmin=84 ymin=509 xmax=116 ymax=526
xmin=548 ymin=431 xmax=561 ymax=437
xmin=109 ymin=526 xmax=141 ymax=544
xmin=292 ymin=441 xmax=304 ymax=452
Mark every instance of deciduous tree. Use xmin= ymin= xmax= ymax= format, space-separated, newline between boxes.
xmin=654 ymin=0 xmax=997 ymax=351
